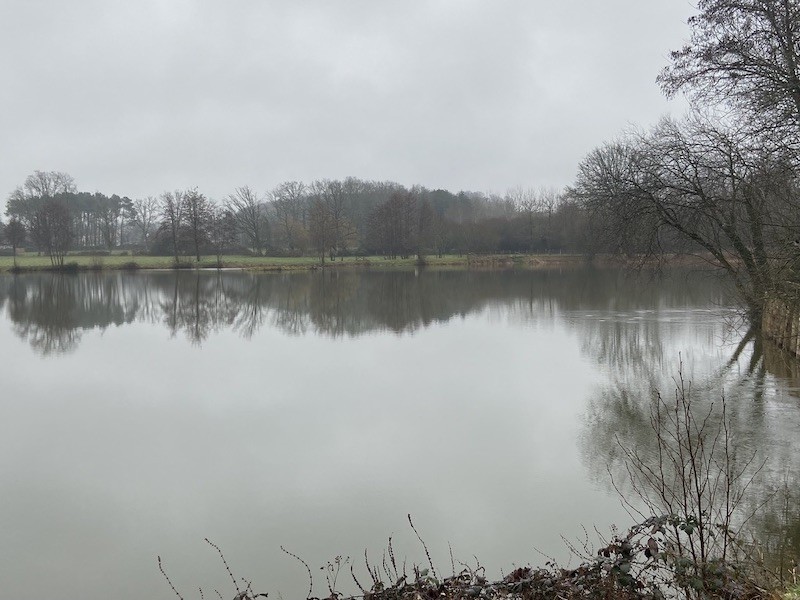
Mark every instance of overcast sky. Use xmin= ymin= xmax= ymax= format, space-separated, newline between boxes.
xmin=0 ymin=1 xmax=694 ymax=207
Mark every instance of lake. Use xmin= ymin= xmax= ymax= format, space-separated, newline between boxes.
xmin=1 ymin=268 xmax=798 ymax=599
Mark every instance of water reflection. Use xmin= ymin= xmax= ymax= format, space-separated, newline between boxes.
xmin=1 ymin=273 xmax=140 ymax=354
xmin=0 ymin=268 xmax=737 ymax=354
xmin=2 ymin=270 xmax=796 ymax=541
xmin=2 ymin=268 xmax=800 ymax=598
xmin=578 ymin=292 xmax=800 ymax=570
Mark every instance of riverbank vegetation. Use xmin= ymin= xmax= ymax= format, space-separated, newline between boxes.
xmin=160 ymin=372 xmax=798 ymax=600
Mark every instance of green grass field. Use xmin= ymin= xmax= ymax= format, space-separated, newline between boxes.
xmin=0 ymin=252 xmax=588 ymax=273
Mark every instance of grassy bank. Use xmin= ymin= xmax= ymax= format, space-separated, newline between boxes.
xmin=0 ymin=253 xmax=592 ymax=273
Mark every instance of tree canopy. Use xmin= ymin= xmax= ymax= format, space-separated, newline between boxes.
xmin=574 ymin=0 xmax=800 ymax=320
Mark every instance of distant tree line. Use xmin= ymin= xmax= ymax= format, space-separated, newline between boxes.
xmin=2 ymin=171 xmax=588 ymax=265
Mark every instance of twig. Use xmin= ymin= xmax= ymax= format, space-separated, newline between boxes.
xmin=350 ymin=560 xmax=367 ymax=594
xmin=158 ymin=556 xmax=185 ymax=600
xmin=205 ymin=538 xmax=241 ymax=596
xmin=407 ymin=514 xmax=437 ymax=579
xmin=281 ymin=545 xmax=314 ymax=599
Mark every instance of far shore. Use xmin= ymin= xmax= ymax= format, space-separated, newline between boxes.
xmin=0 ymin=252 xmax=716 ymax=274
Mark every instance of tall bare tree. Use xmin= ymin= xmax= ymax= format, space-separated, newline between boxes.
xmin=132 ymin=196 xmax=159 ymax=251
xmin=227 ymin=186 xmax=268 ymax=255
xmin=30 ymin=199 xmax=73 ymax=267
xmin=208 ymin=206 xmax=238 ymax=267
xmin=183 ymin=188 xmax=212 ymax=262
xmin=574 ymin=114 xmax=800 ymax=320
xmin=159 ymin=190 xmax=185 ymax=264
xmin=659 ymin=0 xmax=800 ymax=132
xmin=6 ymin=171 xmax=77 ymax=229
xmin=97 ymin=196 xmax=121 ymax=250
xmin=309 ymin=198 xmax=334 ymax=265
xmin=272 ymin=181 xmax=307 ymax=250
xmin=311 ymin=179 xmax=357 ymax=260
xmin=22 ymin=170 xmax=76 ymax=199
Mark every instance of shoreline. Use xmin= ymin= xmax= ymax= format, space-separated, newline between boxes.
xmin=0 ymin=252 xmax=713 ymax=274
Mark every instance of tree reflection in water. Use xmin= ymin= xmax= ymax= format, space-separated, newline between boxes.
xmin=578 ymin=298 xmax=800 ymax=572
xmin=8 ymin=268 xmax=727 ymax=350
xmin=3 ymin=272 xmax=140 ymax=354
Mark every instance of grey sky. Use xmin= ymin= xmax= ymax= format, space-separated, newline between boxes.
xmin=0 ymin=1 xmax=693 ymax=206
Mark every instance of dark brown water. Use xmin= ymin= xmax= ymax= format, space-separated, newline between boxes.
xmin=0 ymin=268 xmax=797 ymax=599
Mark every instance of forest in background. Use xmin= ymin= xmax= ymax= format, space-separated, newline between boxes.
xmin=0 ymin=172 xmax=587 ymax=266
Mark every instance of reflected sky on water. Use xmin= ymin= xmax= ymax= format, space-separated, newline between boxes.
xmin=0 ymin=268 xmax=797 ymax=599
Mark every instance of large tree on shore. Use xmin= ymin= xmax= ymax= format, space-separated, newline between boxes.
xmin=97 ymin=195 xmax=121 ymax=250
xmin=132 ymin=196 xmax=159 ymax=251
xmin=6 ymin=171 xmax=76 ymax=229
xmin=659 ymin=0 xmax=800 ymax=135
xmin=159 ymin=190 xmax=185 ymax=263
xmin=272 ymin=181 xmax=307 ymax=250
xmin=208 ymin=207 xmax=238 ymax=267
xmin=19 ymin=170 xmax=76 ymax=199
xmin=227 ymin=186 xmax=268 ymax=255
xmin=308 ymin=198 xmax=334 ymax=265
xmin=183 ymin=188 xmax=212 ymax=262
xmin=575 ymin=115 xmax=800 ymax=320
xmin=574 ymin=0 xmax=800 ymax=323
xmin=367 ymin=190 xmax=429 ymax=259
xmin=311 ymin=180 xmax=358 ymax=260
xmin=30 ymin=199 xmax=73 ymax=267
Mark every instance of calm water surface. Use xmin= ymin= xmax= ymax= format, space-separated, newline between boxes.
xmin=1 ymin=268 xmax=798 ymax=599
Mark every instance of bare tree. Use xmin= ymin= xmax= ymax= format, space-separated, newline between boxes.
xmin=574 ymin=114 xmax=800 ymax=320
xmin=4 ymin=217 xmax=26 ymax=268
xmin=30 ymin=199 xmax=73 ymax=267
xmin=308 ymin=198 xmax=334 ymax=265
xmin=366 ymin=190 xmax=433 ymax=260
xmin=132 ymin=196 xmax=159 ymax=252
xmin=183 ymin=188 xmax=212 ymax=262
xmin=311 ymin=179 xmax=357 ymax=260
xmin=507 ymin=187 xmax=559 ymax=252
xmin=659 ymin=0 xmax=800 ymax=132
xmin=97 ymin=196 xmax=121 ymax=250
xmin=227 ymin=186 xmax=268 ymax=255
xmin=208 ymin=207 xmax=238 ymax=267
xmin=507 ymin=186 xmax=538 ymax=252
xmin=159 ymin=190 xmax=185 ymax=264
xmin=6 ymin=171 xmax=77 ymax=230
xmin=272 ymin=181 xmax=307 ymax=250
xmin=22 ymin=170 xmax=76 ymax=198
